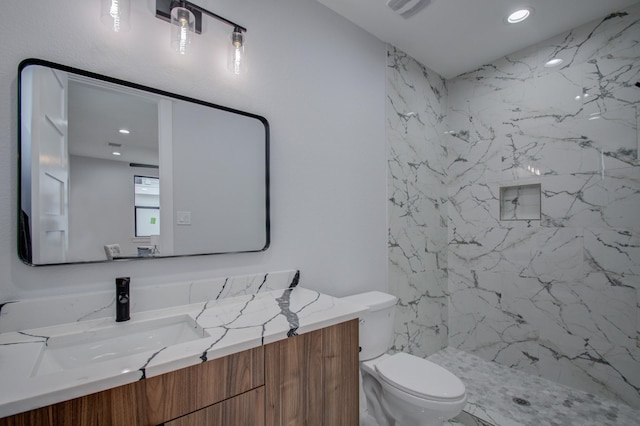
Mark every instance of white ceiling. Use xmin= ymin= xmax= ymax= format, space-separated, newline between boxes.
xmin=68 ymin=79 xmax=159 ymax=166
xmin=316 ymin=0 xmax=640 ymax=78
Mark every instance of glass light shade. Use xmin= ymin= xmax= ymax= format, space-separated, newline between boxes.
xmin=228 ymin=29 xmax=246 ymax=75
xmin=101 ymin=0 xmax=131 ymax=32
xmin=171 ymin=6 xmax=195 ymax=55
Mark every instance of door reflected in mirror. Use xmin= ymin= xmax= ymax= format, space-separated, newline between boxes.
xmin=18 ymin=59 xmax=270 ymax=265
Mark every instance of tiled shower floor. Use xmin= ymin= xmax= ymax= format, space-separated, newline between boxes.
xmin=427 ymin=347 xmax=640 ymax=426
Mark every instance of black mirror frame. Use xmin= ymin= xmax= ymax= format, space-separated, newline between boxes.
xmin=17 ymin=58 xmax=270 ymax=266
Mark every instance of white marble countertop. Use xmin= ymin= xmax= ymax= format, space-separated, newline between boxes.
xmin=0 ymin=287 xmax=367 ymax=419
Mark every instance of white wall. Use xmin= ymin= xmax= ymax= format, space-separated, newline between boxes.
xmin=0 ymin=0 xmax=387 ymax=300
xmin=68 ymin=155 xmax=158 ymax=261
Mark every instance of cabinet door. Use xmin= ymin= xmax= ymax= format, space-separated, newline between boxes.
xmin=165 ymin=386 xmax=265 ymax=426
xmin=265 ymin=327 xmax=324 ymax=426
xmin=0 ymin=347 xmax=263 ymax=426
xmin=0 ymin=407 xmax=55 ymax=426
xmin=321 ymin=320 xmax=359 ymax=425
xmin=265 ymin=319 xmax=359 ymax=426
xmin=0 ymin=381 xmax=145 ymax=426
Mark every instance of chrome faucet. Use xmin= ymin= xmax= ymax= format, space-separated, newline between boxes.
xmin=115 ymin=277 xmax=130 ymax=322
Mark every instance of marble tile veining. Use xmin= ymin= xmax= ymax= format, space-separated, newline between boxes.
xmin=387 ymin=45 xmax=450 ymax=359
xmin=445 ymin=2 xmax=640 ymax=409
xmin=0 ymin=270 xmax=300 ymax=334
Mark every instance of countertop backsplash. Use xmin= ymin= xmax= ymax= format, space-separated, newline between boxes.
xmin=0 ymin=270 xmax=300 ymax=334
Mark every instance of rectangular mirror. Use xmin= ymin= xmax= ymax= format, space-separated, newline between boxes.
xmin=18 ymin=59 xmax=270 ymax=265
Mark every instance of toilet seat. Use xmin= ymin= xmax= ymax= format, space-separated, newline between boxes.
xmin=375 ymin=353 xmax=466 ymax=402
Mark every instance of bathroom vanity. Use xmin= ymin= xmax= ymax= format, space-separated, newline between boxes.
xmin=0 ymin=320 xmax=358 ymax=425
xmin=0 ymin=283 xmax=365 ymax=425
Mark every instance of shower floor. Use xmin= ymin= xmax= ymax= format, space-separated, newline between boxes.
xmin=428 ymin=347 xmax=640 ymax=426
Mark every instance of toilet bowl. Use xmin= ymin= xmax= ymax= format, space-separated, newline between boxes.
xmin=342 ymin=292 xmax=466 ymax=426
xmin=363 ymin=353 xmax=466 ymax=426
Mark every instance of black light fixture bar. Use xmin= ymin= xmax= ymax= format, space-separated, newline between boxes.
xmin=155 ymin=0 xmax=246 ymax=34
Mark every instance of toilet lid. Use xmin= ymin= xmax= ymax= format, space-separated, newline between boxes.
xmin=375 ymin=353 xmax=465 ymax=401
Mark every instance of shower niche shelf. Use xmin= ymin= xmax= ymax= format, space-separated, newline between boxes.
xmin=499 ymin=183 xmax=541 ymax=221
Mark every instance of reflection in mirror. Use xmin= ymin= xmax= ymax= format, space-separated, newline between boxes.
xmin=19 ymin=59 xmax=269 ymax=265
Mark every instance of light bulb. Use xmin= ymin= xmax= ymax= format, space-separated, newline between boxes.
xmin=101 ymin=0 xmax=131 ymax=32
xmin=171 ymin=7 xmax=195 ymax=55
xmin=228 ymin=28 xmax=246 ymax=75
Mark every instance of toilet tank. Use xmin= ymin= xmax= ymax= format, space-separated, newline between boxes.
xmin=342 ymin=291 xmax=397 ymax=361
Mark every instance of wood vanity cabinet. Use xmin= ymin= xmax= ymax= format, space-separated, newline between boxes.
xmin=265 ymin=319 xmax=359 ymax=425
xmin=0 ymin=319 xmax=359 ymax=426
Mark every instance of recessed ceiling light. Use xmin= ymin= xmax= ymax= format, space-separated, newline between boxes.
xmin=507 ymin=8 xmax=531 ymax=24
xmin=544 ymin=58 xmax=563 ymax=67
xmin=119 ymin=129 xmax=130 ymax=134
xmin=112 ymin=151 xmax=121 ymax=156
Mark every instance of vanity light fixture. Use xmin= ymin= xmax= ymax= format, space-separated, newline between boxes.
xmin=229 ymin=27 xmax=245 ymax=75
xmin=170 ymin=4 xmax=195 ymax=54
xmin=507 ymin=8 xmax=532 ymax=24
xmin=101 ymin=0 xmax=131 ymax=32
xmin=155 ymin=0 xmax=248 ymax=74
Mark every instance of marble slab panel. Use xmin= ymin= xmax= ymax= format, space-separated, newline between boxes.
xmin=470 ymin=44 xmax=540 ymax=97
xmin=515 ymin=107 xmax=637 ymax=169
xmin=387 ymin=43 xmax=450 ymax=359
xmin=583 ymin=227 xmax=640 ymax=290
xmin=451 ymin=271 xmax=640 ymax=407
xmin=541 ymin=169 xmax=640 ymax=229
xmin=535 ymin=7 xmax=640 ymax=75
xmin=445 ymin=120 xmax=504 ymax=186
xmin=388 ymin=157 xmax=448 ymax=229
xmin=449 ymin=182 xmax=502 ymax=227
xmin=389 ymin=269 xmax=448 ymax=358
xmin=449 ymin=222 xmax=540 ymax=276
xmin=525 ymin=227 xmax=584 ymax=283
xmin=637 ymin=289 xmax=640 ymax=349
xmin=0 ymin=270 xmax=299 ymax=334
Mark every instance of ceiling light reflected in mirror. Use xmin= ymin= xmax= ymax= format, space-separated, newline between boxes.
xmin=544 ymin=58 xmax=564 ymax=67
xmin=507 ymin=8 xmax=532 ymax=24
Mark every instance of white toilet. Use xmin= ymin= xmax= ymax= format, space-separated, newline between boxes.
xmin=342 ymin=291 xmax=466 ymax=426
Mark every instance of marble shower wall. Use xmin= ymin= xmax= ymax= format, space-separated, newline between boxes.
xmin=446 ymin=5 xmax=640 ymax=408
xmin=387 ymin=46 xmax=449 ymax=358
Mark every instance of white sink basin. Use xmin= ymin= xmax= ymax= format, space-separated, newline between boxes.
xmin=32 ymin=314 xmax=209 ymax=377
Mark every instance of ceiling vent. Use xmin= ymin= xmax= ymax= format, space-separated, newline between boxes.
xmin=386 ymin=0 xmax=431 ymax=18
